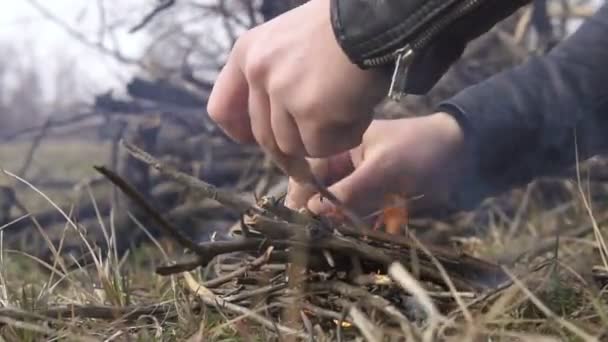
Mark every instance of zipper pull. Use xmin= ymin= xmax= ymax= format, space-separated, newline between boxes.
xmin=387 ymin=47 xmax=415 ymax=102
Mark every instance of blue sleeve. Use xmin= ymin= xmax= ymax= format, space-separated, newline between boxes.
xmin=438 ymin=4 xmax=608 ymax=210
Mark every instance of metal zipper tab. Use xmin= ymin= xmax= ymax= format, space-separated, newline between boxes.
xmin=387 ymin=47 xmax=414 ymax=102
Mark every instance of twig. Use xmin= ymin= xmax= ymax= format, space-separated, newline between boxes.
xmin=94 ymin=165 xmax=201 ymax=252
xmin=122 ymin=141 xmax=258 ymax=214
xmin=301 ymin=303 xmax=343 ymax=321
xmin=203 ymin=246 xmax=274 ymax=288
xmin=222 ymin=283 xmax=288 ymax=303
xmin=0 ymin=303 xmax=186 ymax=322
xmin=95 ymin=165 xmax=267 ymax=261
xmin=156 ymin=256 xmax=203 ymax=276
xmin=309 ymin=281 xmax=410 ymax=328
xmin=130 ymin=0 xmax=176 ymax=33
xmin=183 ymin=272 xmax=309 ymax=339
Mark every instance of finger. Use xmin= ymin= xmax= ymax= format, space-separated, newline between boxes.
xmin=248 ymin=84 xmax=309 ymax=180
xmin=285 ymin=152 xmax=354 ymax=210
xmin=207 ymin=44 xmax=255 ymax=143
xmin=307 ymin=155 xmax=388 ymax=216
xmin=270 ymin=101 xmax=307 ymax=157
xmin=298 ymin=118 xmax=371 ymax=158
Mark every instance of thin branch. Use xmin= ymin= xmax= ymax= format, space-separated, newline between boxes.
xmin=130 ymin=0 xmax=176 ymax=33
xmin=122 ymin=141 xmax=258 ymax=214
xmin=183 ymin=272 xmax=309 ymax=339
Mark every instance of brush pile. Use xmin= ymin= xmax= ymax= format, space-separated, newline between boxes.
xmin=93 ymin=142 xmax=517 ymax=340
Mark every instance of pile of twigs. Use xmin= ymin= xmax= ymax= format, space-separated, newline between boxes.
xmin=94 ymin=142 xmax=514 ymax=340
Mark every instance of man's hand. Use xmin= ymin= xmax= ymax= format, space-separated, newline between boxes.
xmin=285 ymin=113 xmax=470 ymax=216
xmin=207 ymin=0 xmax=389 ymax=180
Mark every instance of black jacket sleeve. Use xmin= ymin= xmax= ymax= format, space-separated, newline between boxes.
xmin=439 ymin=4 xmax=608 ymax=210
xmin=330 ymin=0 xmax=530 ymax=94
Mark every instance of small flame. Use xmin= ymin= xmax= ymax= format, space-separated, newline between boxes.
xmin=373 ymin=194 xmax=409 ymax=235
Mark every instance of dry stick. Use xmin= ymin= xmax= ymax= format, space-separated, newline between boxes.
xmin=245 ymin=214 xmax=302 ymax=239
xmin=156 ymin=257 xmax=203 ymax=276
xmin=223 ymin=283 xmax=288 ymax=303
xmin=253 ymin=215 xmax=502 ymax=291
xmin=300 ymin=303 xmax=344 ymax=321
xmin=252 ymin=219 xmax=478 ymax=291
xmin=309 ymin=281 xmax=412 ymax=332
xmin=203 ymin=246 xmax=274 ymax=288
xmin=0 ymin=303 xmax=184 ymax=322
xmin=338 ymin=221 xmax=508 ymax=290
xmin=94 ymin=166 xmax=266 ymax=261
xmin=183 ymin=272 xmax=309 ymax=339
xmin=118 ymin=144 xmax=494 ymax=289
xmin=125 ymin=142 xmax=317 ymax=226
xmin=129 ymin=0 xmax=176 ymax=33
xmin=123 ymin=141 xmax=259 ymax=214
xmin=125 ymin=140 xmax=322 ymax=262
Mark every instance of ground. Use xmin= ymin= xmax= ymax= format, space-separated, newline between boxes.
xmin=0 ymin=139 xmax=607 ymax=341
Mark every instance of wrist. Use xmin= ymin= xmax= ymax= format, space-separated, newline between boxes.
xmin=428 ymin=111 xmax=479 ymax=210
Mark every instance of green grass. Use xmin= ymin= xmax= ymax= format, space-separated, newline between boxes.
xmin=0 ymin=139 xmax=110 ymax=213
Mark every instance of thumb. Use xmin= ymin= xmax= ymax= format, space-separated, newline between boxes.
xmin=307 ymin=157 xmax=389 ymax=216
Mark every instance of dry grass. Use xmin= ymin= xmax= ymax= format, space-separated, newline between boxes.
xmin=0 ymin=141 xmax=608 ymax=341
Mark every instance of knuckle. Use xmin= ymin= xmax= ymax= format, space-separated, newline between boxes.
xmin=243 ymin=50 xmax=271 ymax=83
xmin=245 ymin=55 xmax=268 ymax=81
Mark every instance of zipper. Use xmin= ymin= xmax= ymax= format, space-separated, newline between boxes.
xmin=362 ymin=0 xmax=484 ymax=101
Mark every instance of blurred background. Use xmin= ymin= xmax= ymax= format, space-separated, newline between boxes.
xmin=0 ymin=0 xmax=603 ymax=262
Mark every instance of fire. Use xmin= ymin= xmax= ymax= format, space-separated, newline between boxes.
xmin=373 ymin=194 xmax=409 ymax=235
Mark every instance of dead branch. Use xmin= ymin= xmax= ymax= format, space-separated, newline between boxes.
xmin=122 ymin=142 xmax=257 ymax=214
xmin=130 ymin=0 xmax=176 ymax=33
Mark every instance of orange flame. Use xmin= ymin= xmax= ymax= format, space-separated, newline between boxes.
xmin=373 ymin=194 xmax=409 ymax=235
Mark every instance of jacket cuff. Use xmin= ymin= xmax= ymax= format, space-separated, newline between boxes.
xmin=436 ymin=101 xmax=492 ymax=211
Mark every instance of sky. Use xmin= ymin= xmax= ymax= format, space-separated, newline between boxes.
xmin=0 ymin=0 xmax=151 ymax=100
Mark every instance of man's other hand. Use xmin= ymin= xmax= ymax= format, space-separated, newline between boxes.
xmin=285 ymin=113 xmax=469 ymax=216
xmin=207 ymin=0 xmax=389 ymax=180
